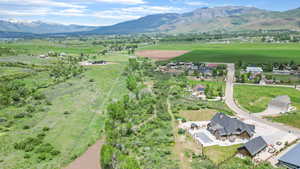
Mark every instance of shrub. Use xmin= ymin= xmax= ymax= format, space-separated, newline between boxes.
xmin=23 ymin=125 xmax=30 ymax=130
xmin=178 ymin=128 xmax=186 ymax=135
xmin=43 ymin=127 xmax=50 ymax=132
xmin=14 ymin=113 xmax=26 ymax=119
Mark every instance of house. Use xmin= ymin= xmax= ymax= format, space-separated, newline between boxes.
xmin=238 ymin=136 xmax=267 ymax=157
xmin=267 ymin=95 xmax=292 ymax=113
xmin=246 ymin=67 xmax=263 ymax=74
xmin=207 ymin=113 xmax=255 ymax=141
xmin=192 ymin=85 xmax=206 ymax=98
xmin=93 ymin=60 xmax=107 ymax=65
xmin=278 ymin=143 xmax=300 ymax=169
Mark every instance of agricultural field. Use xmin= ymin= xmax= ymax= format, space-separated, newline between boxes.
xmin=141 ymin=42 xmax=300 ymax=64
xmin=234 ymin=85 xmax=300 ymax=113
xmin=0 ymin=40 xmax=103 ymax=56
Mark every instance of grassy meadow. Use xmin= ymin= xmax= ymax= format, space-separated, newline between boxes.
xmin=234 ymin=85 xmax=300 ymax=113
xmin=0 ymin=39 xmax=129 ymax=169
xmin=142 ymin=42 xmax=300 ymax=64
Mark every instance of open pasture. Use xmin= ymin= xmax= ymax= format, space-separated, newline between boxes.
xmin=142 ymin=42 xmax=300 ymax=64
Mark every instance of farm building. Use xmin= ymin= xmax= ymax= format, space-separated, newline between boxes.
xmin=207 ymin=113 xmax=255 ymax=141
xmin=238 ymin=136 xmax=267 ymax=157
xmin=267 ymin=95 xmax=292 ymax=113
xmin=246 ymin=67 xmax=263 ymax=74
xmin=278 ymin=143 xmax=300 ymax=169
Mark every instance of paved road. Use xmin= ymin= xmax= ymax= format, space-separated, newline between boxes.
xmin=224 ymin=63 xmax=300 ymax=137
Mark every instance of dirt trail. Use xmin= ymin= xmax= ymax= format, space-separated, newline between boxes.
xmin=65 ymin=139 xmax=104 ymax=169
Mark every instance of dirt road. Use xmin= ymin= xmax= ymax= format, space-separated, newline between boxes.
xmin=65 ymin=139 xmax=104 ymax=169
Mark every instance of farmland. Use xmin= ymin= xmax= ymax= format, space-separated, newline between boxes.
xmin=234 ymin=85 xmax=300 ymax=113
xmin=141 ymin=42 xmax=300 ymax=64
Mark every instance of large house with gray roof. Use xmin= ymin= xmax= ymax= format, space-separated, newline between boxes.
xmin=207 ymin=113 xmax=255 ymax=141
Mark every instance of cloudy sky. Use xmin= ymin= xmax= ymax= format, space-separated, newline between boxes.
xmin=0 ymin=0 xmax=300 ymax=26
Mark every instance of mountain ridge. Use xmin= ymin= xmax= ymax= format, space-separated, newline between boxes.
xmin=1 ymin=6 xmax=300 ymax=35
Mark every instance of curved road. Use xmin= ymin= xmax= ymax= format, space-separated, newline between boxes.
xmin=224 ymin=63 xmax=300 ymax=137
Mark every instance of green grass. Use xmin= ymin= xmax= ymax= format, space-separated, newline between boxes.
xmin=268 ymin=112 xmax=300 ymax=129
xmin=0 ymin=40 xmax=103 ymax=56
xmin=141 ymin=42 xmax=300 ymax=64
xmin=203 ymin=144 xmax=241 ymax=165
xmin=0 ymin=63 xmax=128 ymax=169
xmin=0 ymin=66 xmax=33 ymax=77
xmin=234 ymin=85 xmax=300 ymax=113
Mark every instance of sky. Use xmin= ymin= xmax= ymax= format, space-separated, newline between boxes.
xmin=0 ymin=0 xmax=300 ymax=26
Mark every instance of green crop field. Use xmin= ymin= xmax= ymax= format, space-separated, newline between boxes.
xmin=142 ymin=42 xmax=300 ymax=64
xmin=0 ymin=40 xmax=103 ymax=56
xmin=234 ymin=85 xmax=300 ymax=113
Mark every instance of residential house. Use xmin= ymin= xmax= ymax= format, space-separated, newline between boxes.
xmin=278 ymin=143 xmax=300 ymax=169
xmin=246 ymin=67 xmax=263 ymax=74
xmin=207 ymin=113 xmax=255 ymax=141
xmin=192 ymin=85 xmax=206 ymax=98
xmin=238 ymin=136 xmax=268 ymax=157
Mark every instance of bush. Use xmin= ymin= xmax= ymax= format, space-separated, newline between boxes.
xmin=23 ymin=125 xmax=30 ymax=130
xmin=43 ymin=127 xmax=50 ymax=132
xmin=178 ymin=128 xmax=186 ymax=135
xmin=101 ymin=144 xmax=115 ymax=169
xmin=26 ymin=105 xmax=36 ymax=113
xmin=14 ymin=113 xmax=26 ymax=119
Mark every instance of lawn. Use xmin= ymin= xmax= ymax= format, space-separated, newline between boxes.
xmin=141 ymin=42 xmax=300 ymax=64
xmin=0 ymin=63 xmax=128 ymax=169
xmin=203 ymin=144 xmax=241 ymax=165
xmin=234 ymin=85 xmax=300 ymax=113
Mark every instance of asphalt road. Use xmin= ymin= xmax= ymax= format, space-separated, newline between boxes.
xmin=224 ymin=63 xmax=300 ymax=137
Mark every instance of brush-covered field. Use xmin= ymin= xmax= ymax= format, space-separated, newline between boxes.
xmin=0 ymin=40 xmax=128 ymax=169
xmin=141 ymin=42 xmax=300 ymax=64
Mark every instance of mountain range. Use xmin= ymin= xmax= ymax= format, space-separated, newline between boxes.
xmin=1 ymin=6 xmax=300 ymax=36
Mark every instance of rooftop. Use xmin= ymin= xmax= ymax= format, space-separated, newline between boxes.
xmin=279 ymin=143 xmax=300 ymax=168
xmin=239 ymin=136 xmax=267 ymax=156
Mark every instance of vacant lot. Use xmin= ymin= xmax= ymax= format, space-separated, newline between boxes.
xmin=268 ymin=112 xmax=300 ymax=129
xmin=234 ymin=85 xmax=300 ymax=113
xmin=136 ymin=50 xmax=189 ymax=60
xmin=203 ymin=144 xmax=241 ymax=165
xmin=142 ymin=43 xmax=300 ymax=64
xmin=179 ymin=109 xmax=216 ymax=121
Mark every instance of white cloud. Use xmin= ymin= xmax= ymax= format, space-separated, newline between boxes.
xmin=0 ymin=0 xmax=86 ymax=8
xmin=90 ymin=0 xmax=146 ymax=5
xmin=93 ymin=5 xmax=183 ymax=20
xmin=185 ymin=1 xmax=208 ymax=6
